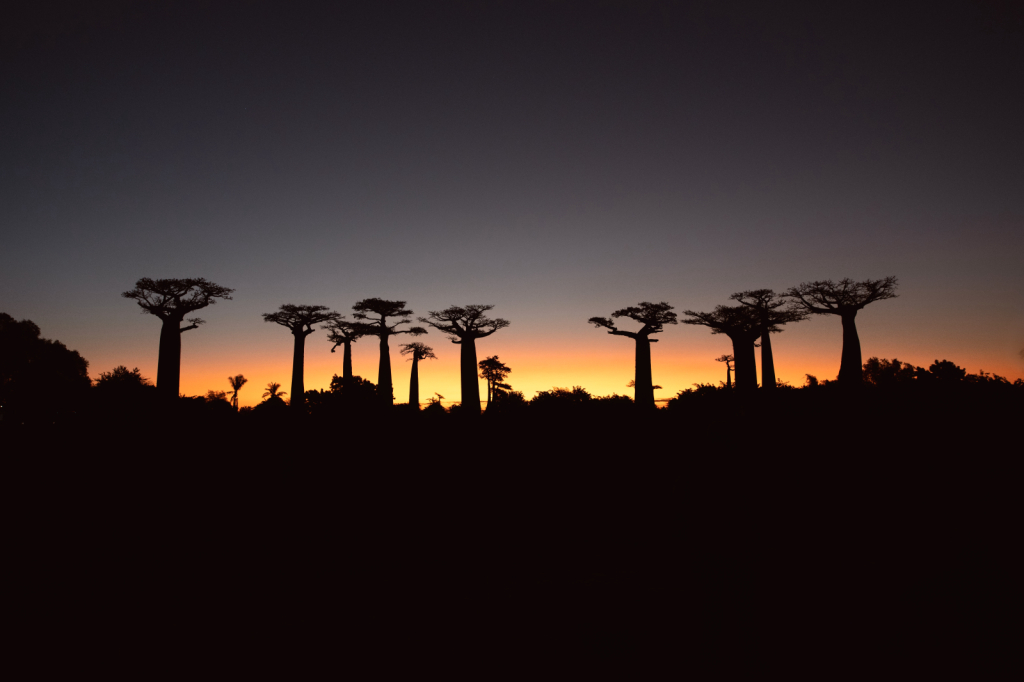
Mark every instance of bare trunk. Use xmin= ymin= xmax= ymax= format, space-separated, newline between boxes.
xmin=460 ymin=337 xmax=481 ymax=415
xmin=291 ymin=332 xmax=305 ymax=408
xmin=409 ymin=355 xmax=420 ymax=409
xmin=838 ymin=312 xmax=863 ymax=385
xmin=156 ymin=317 xmax=182 ymax=399
xmin=635 ymin=336 xmax=655 ymax=408
xmin=726 ymin=365 xmax=732 ymax=389
xmin=343 ymin=341 xmax=353 ymax=381
xmin=378 ymin=334 xmax=393 ymax=404
xmin=732 ymin=335 xmax=758 ymax=391
xmin=761 ymin=329 xmax=776 ymax=390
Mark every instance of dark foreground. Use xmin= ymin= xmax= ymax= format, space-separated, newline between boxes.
xmin=5 ymin=387 xmax=1018 ymax=668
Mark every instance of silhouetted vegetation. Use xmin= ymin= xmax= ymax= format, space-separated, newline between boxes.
xmin=262 ymin=304 xmax=341 ymax=409
xmin=787 ymin=277 xmax=898 ymax=386
xmin=325 ymin=317 xmax=369 ymax=381
xmin=420 ymin=304 xmax=510 ymax=415
xmin=715 ymin=354 xmax=734 ymax=389
xmin=478 ymin=355 xmax=512 ymax=411
xmin=122 ymin=278 xmax=233 ymax=399
xmin=400 ymin=342 xmax=436 ymax=409
xmin=731 ymin=289 xmax=807 ymax=390
xmin=352 ymin=299 xmax=426 ymax=406
xmin=589 ymin=302 xmax=676 ymax=409
xmin=682 ymin=305 xmax=763 ymax=391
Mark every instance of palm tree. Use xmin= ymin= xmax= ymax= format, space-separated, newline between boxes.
xmin=263 ymin=382 xmax=287 ymax=400
xmin=228 ymin=374 xmax=248 ymax=410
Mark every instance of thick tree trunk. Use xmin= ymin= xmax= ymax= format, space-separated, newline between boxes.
xmin=460 ymin=337 xmax=481 ymax=415
xmin=343 ymin=341 xmax=353 ymax=380
xmin=156 ymin=317 xmax=182 ymax=399
xmin=838 ymin=312 xmax=863 ymax=385
xmin=726 ymin=365 xmax=732 ymax=389
xmin=634 ymin=336 xmax=655 ymax=408
xmin=732 ymin=335 xmax=758 ymax=391
xmin=409 ymin=355 xmax=420 ymax=409
xmin=761 ymin=329 xmax=776 ymax=390
xmin=378 ymin=335 xmax=393 ymax=404
xmin=290 ymin=332 xmax=305 ymax=408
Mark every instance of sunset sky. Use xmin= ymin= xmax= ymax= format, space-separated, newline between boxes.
xmin=2 ymin=1 xmax=1022 ymax=407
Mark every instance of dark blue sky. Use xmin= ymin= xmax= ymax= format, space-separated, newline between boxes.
xmin=2 ymin=0 xmax=1022 ymax=399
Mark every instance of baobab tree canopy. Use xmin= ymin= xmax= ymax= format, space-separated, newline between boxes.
xmin=683 ymin=305 xmax=763 ymax=391
xmin=730 ymin=289 xmax=807 ymax=390
xmin=262 ymin=304 xmax=340 ymax=334
xmin=122 ymin=277 xmax=234 ymax=321
xmin=352 ymin=298 xmax=426 ymax=405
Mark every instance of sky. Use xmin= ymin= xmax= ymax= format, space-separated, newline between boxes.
xmin=2 ymin=0 xmax=1022 ymax=407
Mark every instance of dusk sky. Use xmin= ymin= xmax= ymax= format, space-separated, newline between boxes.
xmin=3 ymin=0 xmax=1022 ymax=406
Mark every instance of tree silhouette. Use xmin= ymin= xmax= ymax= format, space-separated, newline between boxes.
xmin=786 ymin=277 xmax=898 ymax=386
xmin=262 ymin=304 xmax=341 ymax=408
xmin=715 ymin=354 xmax=734 ymax=389
xmin=228 ymin=374 xmax=248 ymax=410
xmin=122 ymin=278 xmax=233 ymax=398
xmin=420 ymin=305 xmax=510 ymax=415
xmin=263 ymin=382 xmax=287 ymax=400
xmin=478 ymin=355 xmax=512 ymax=411
xmin=682 ymin=305 xmax=762 ymax=391
xmin=399 ymin=342 xmax=437 ymax=409
xmin=730 ymin=289 xmax=808 ymax=390
xmin=589 ymin=302 xmax=677 ymax=408
xmin=352 ymin=298 xmax=426 ymax=405
xmin=325 ymin=317 xmax=370 ymax=381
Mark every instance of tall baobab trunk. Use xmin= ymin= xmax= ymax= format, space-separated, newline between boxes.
xmin=157 ymin=316 xmax=183 ymax=399
xmin=760 ymin=329 xmax=776 ymax=390
xmin=731 ymin=336 xmax=758 ymax=391
xmin=291 ymin=332 xmax=306 ymax=408
xmin=460 ymin=338 xmax=481 ymax=415
xmin=634 ymin=336 xmax=655 ymax=408
xmin=341 ymin=341 xmax=353 ymax=380
xmin=838 ymin=312 xmax=863 ymax=385
xmin=409 ymin=354 xmax=420 ymax=409
xmin=726 ymin=363 xmax=732 ymax=389
xmin=378 ymin=336 xmax=393 ymax=403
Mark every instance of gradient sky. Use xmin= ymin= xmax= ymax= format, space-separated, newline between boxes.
xmin=3 ymin=0 xmax=1022 ymax=406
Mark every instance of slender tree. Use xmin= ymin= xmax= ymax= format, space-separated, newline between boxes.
xmin=419 ymin=305 xmax=510 ymax=415
xmin=325 ymin=317 xmax=370 ymax=381
xmin=716 ymin=354 xmax=734 ymax=389
xmin=352 ymin=299 xmax=426 ymax=405
xmin=262 ymin=304 xmax=341 ymax=408
xmin=730 ymin=289 xmax=808 ymax=390
xmin=589 ymin=302 xmax=677 ymax=409
xmin=478 ymin=356 xmax=512 ymax=411
xmin=682 ymin=306 xmax=763 ymax=391
xmin=263 ymin=382 xmax=287 ymax=400
xmin=399 ymin=342 xmax=437 ymax=409
xmin=228 ymin=374 xmax=248 ymax=410
xmin=122 ymin=278 xmax=234 ymax=399
xmin=786 ymin=277 xmax=898 ymax=386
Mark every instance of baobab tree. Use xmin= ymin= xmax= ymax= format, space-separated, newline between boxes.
xmin=122 ymin=277 xmax=234 ymax=399
xmin=399 ymin=342 xmax=436 ymax=409
xmin=325 ymin=317 xmax=370 ymax=381
xmin=419 ymin=305 xmax=510 ymax=415
xmin=716 ymin=354 xmax=734 ymax=389
xmin=682 ymin=305 xmax=763 ymax=391
xmin=786 ymin=277 xmax=898 ymax=386
xmin=227 ymin=374 xmax=247 ymax=410
xmin=352 ymin=298 xmax=426 ymax=405
xmin=262 ymin=304 xmax=341 ymax=408
xmin=589 ymin=302 xmax=677 ymax=409
xmin=730 ymin=289 xmax=808 ymax=390
xmin=478 ymin=356 xmax=512 ymax=411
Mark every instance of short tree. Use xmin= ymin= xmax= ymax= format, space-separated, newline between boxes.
xmin=419 ymin=305 xmax=510 ymax=415
xmin=262 ymin=382 xmax=287 ymax=401
xmin=228 ymin=374 xmax=248 ymax=410
xmin=262 ymin=305 xmax=341 ymax=408
xmin=715 ymin=354 xmax=734 ymax=389
xmin=122 ymin=278 xmax=234 ymax=398
xmin=352 ymin=299 xmax=426 ymax=405
xmin=786 ymin=277 xmax=898 ymax=386
xmin=682 ymin=305 xmax=762 ymax=391
xmin=399 ymin=342 xmax=437 ymax=409
xmin=325 ymin=317 xmax=370 ymax=381
xmin=478 ymin=356 xmax=512 ymax=410
xmin=730 ymin=289 xmax=808 ymax=390
xmin=589 ymin=302 xmax=677 ymax=408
